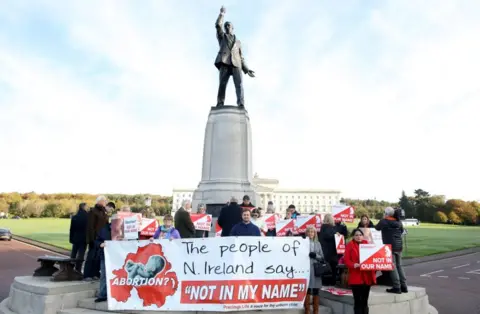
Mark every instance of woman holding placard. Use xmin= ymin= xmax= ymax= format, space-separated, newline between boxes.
xmin=305 ymin=226 xmax=324 ymax=314
xmin=150 ymin=215 xmax=181 ymax=240
xmin=344 ymin=229 xmax=376 ymax=314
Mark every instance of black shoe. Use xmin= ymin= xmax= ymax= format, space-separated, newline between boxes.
xmin=216 ymin=103 xmax=224 ymax=107
xmin=238 ymin=104 xmax=245 ymax=108
xmin=386 ymin=287 xmax=402 ymax=294
xmin=94 ymin=297 xmax=107 ymax=303
xmin=401 ymin=286 xmax=408 ymax=293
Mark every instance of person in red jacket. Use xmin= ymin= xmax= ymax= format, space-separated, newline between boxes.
xmin=344 ymin=229 xmax=376 ymax=314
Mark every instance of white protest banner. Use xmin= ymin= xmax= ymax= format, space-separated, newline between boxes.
xmin=335 ymin=234 xmax=345 ymax=254
xmin=105 ymin=237 xmax=310 ymax=312
xmin=190 ymin=214 xmax=213 ymax=231
xmin=140 ymin=218 xmax=158 ymax=237
xmin=359 ymin=228 xmax=383 ymax=245
xmin=359 ymin=244 xmax=393 ymax=271
xmin=331 ymin=205 xmax=355 ymax=223
xmin=276 ymin=219 xmax=295 ymax=236
xmin=123 ymin=216 xmax=139 ymax=240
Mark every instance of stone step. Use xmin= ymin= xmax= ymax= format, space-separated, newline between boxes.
xmin=58 ymin=309 xmax=121 ymax=314
xmin=77 ymin=298 xmax=332 ymax=314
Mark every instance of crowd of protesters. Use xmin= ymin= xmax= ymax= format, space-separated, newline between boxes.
xmin=69 ymin=194 xmax=407 ymax=313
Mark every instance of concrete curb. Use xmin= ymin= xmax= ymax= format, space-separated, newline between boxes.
xmin=12 ymin=235 xmax=70 ymax=256
xmin=403 ymin=246 xmax=480 ymax=266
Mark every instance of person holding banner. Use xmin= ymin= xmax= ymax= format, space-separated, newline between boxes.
xmin=94 ymin=218 xmax=113 ymax=303
xmin=151 ymin=215 xmax=181 ymax=240
xmin=305 ymin=226 xmax=324 ymax=314
xmin=230 ymin=208 xmax=261 ymax=236
xmin=344 ymin=228 xmax=376 ymax=314
xmin=251 ymin=208 xmax=267 ymax=235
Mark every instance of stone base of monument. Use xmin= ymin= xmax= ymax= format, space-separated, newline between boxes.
xmin=191 ymin=106 xmax=259 ymax=211
xmin=319 ymin=286 xmax=438 ymax=314
xmin=0 ymin=276 xmax=437 ymax=314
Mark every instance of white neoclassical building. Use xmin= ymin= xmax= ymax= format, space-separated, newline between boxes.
xmin=172 ymin=174 xmax=341 ymax=214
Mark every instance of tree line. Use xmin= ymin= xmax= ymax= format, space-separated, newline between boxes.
xmin=0 ymin=192 xmax=172 ymax=218
xmin=343 ymin=189 xmax=479 ymax=225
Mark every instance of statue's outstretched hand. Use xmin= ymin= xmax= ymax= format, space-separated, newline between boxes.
xmin=247 ymin=70 xmax=255 ymax=78
xmin=220 ymin=6 xmax=226 ymax=14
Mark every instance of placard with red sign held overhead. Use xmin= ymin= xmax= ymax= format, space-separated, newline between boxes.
xmin=294 ymin=215 xmax=318 ymax=234
xmin=276 ymin=219 xmax=295 ymax=236
xmin=359 ymin=244 xmax=394 ymax=271
xmin=335 ymin=234 xmax=345 ymax=254
xmin=263 ymin=213 xmax=282 ymax=230
xmin=331 ymin=205 xmax=355 ymax=223
xmin=140 ymin=218 xmax=158 ymax=237
xmin=190 ymin=214 xmax=213 ymax=231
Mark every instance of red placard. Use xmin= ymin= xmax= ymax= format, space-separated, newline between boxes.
xmin=332 ymin=205 xmax=355 ymax=223
xmin=335 ymin=234 xmax=345 ymax=254
xmin=140 ymin=218 xmax=158 ymax=236
xmin=275 ymin=219 xmax=295 ymax=236
xmin=359 ymin=244 xmax=394 ymax=271
xmin=190 ymin=214 xmax=213 ymax=231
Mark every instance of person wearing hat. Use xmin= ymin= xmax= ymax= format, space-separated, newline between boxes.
xmin=240 ymin=195 xmax=255 ymax=210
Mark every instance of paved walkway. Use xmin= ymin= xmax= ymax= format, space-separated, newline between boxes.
xmin=0 ymin=240 xmax=66 ymax=300
xmin=404 ymin=252 xmax=480 ymax=313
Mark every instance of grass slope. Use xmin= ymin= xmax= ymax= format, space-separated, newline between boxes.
xmin=1 ymin=218 xmax=479 ymax=258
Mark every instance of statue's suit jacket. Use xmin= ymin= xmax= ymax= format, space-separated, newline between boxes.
xmin=214 ymin=13 xmax=250 ymax=73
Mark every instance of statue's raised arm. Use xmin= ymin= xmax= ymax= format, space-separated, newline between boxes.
xmin=215 ymin=6 xmax=226 ymax=44
xmin=213 ymin=6 xmax=255 ymax=109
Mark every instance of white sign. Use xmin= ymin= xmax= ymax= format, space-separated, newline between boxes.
xmin=123 ymin=216 xmax=139 ymax=240
xmin=105 ymin=237 xmax=310 ymax=312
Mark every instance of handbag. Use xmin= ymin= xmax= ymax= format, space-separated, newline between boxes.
xmin=313 ymin=260 xmax=331 ymax=277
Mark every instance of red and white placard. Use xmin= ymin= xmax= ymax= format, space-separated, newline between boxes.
xmin=294 ymin=215 xmax=317 ymax=234
xmin=263 ymin=213 xmax=282 ymax=230
xmin=116 ymin=212 xmax=142 ymax=227
xmin=140 ymin=218 xmax=158 ymax=236
xmin=359 ymin=244 xmax=393 ymax=271
xmin=332 ymin=205 xmax=355 ymax=223
xmin=215 ymin=221 xmax=222 ymax=237
xmin=276 ymin=219 xmax=295 ymax=236
xmin=335 ymin=234 xmax=345 ymax=254
xmin=190 ymin=214 xmax=213 ymax=231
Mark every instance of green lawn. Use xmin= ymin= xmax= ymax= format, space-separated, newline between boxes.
xmin=1 ymin=218 xmax=478 ymax=258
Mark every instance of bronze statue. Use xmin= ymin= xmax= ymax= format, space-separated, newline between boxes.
xmin=214 ymin=6 xmax=255 ymax=108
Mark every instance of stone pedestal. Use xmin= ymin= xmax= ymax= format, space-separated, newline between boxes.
xmin=192 ymin=106 xmax=258 ymax=213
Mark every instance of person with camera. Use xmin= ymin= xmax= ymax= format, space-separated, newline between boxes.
xmin=375 ymin=207 xmax=408 ymax=294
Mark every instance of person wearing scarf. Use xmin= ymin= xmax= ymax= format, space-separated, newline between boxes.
xmin=151 ymin=215 xmax=181 ymax=240
xmin=344 ymin=228 xmax=376 ymax=314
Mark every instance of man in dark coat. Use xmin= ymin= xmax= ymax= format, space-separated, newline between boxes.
xmin=84 ymin=196 xmax=111 ymax=280
xmin=174 ymin=200 xmax=195 ymax=238
xmin=214 ymin=6 xmax=255 ymax=107
xmin=69 ymin=203 xmax=89 ymax=272
xmin=217 ymin=196 xmax=242 ymax=237
xmin=376 ymin=207 xmax=408 ymax=294
xmin=240 ymin=195 xmax=255 ymax=210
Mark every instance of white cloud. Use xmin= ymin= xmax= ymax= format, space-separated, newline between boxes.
xmin=0 ymin=0 xmax=479 ymax=202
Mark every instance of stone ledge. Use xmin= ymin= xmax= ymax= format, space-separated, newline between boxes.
xmin=0 ymin=299 xmax=15 ymax=314
xmin=13 ymin=276 xmax=98 ymax=295
xmin=78 ymin=298 xmax=332 ymax=314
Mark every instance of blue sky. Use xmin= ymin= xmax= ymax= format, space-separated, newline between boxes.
xmin=0 ymin=0 xmax=479 ymax=202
